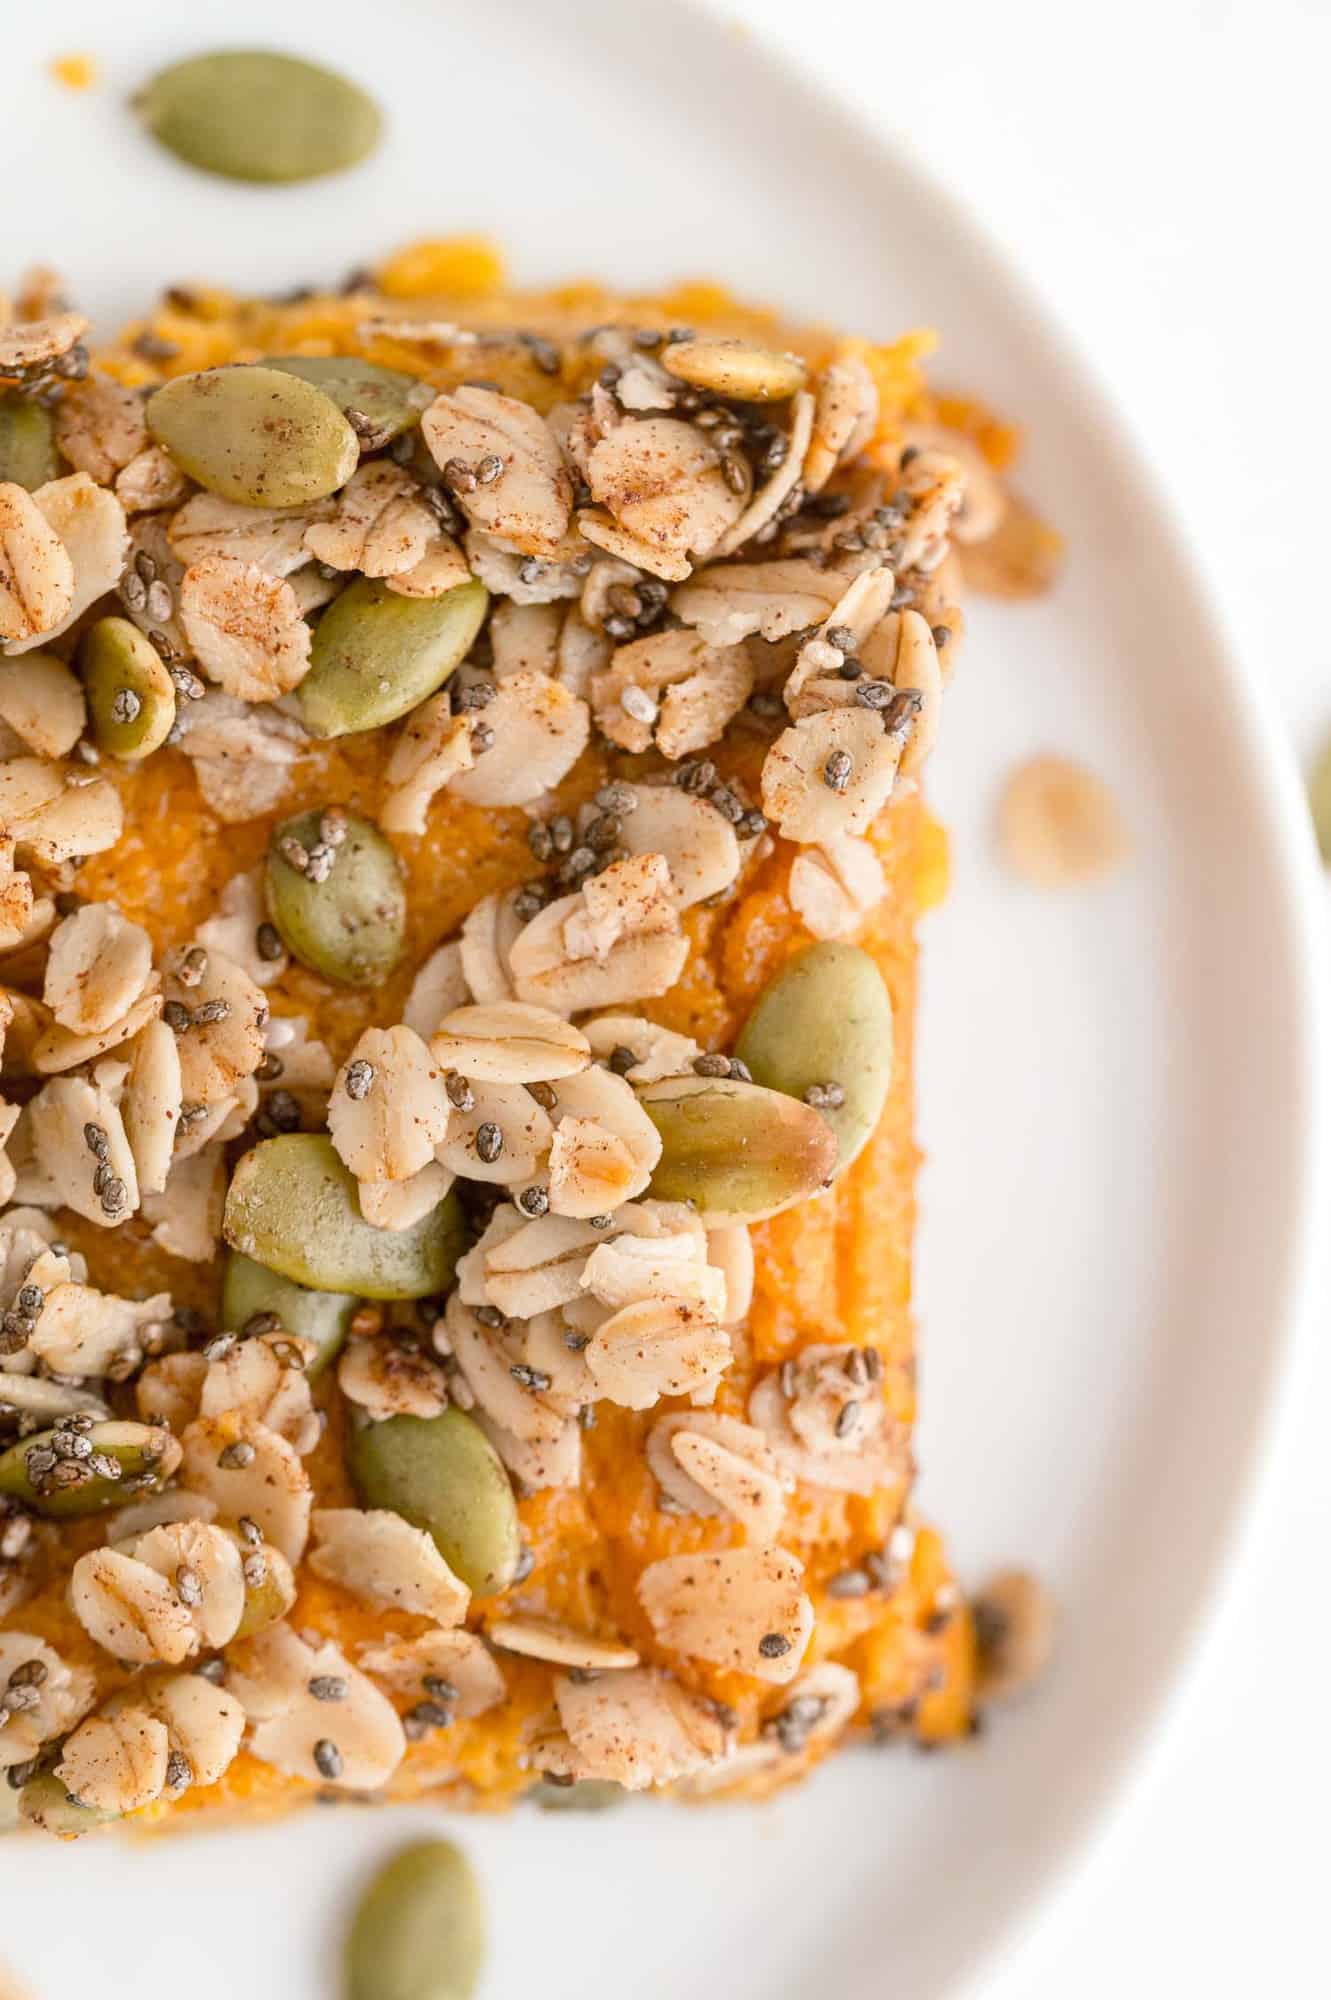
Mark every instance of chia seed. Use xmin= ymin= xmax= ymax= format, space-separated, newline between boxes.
xmin=165 ymin=1751 xmax=192 ymax=1790
xmin=312 ymin=1739 xmax=343 ymax=1780
xmin=692 ymin=1052 xmax=731 ymax=1078
xmin=344 ymin=1059 xmax=375 ymax=1101
xmin=99 ymin=1177 xmax=128 ymax=1218
xmin=824 ymin=750 xmax=853 ymax=793
xmin=445 ymin=1071 xmax=475 ymax=1112
xmin=475 ymin=1122 xmax=504 ymax=1165
xmin=175 ymin=1564 xmax=202 ymax=1606
xmin=834 ymin=1400 xmax=861 ymax=1438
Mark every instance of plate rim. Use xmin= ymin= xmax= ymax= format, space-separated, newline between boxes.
xmin=2 ymin=3 xmax=1326 ymax=1989
xmin=667 ymin=0 xmax=1327 ymax=1985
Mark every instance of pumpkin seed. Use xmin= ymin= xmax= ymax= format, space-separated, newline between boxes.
xmin=223 ymin=1133 xmax=463 ymax=1299
xmin=18 ymin=1772 xmax=116 ymax=1839
xmin=0 ymin=391 xmax=60 ymax=489
xmin=264 ymin=806 xmax=406 ymax=986
xmin=735 ymin=942 xmax=893 ymax=1178
xmin=636 ymin=1075 xmax=838 ymax=1222
xmin=349 ymin=1407 xmax=520 ymax=1595
xmin=138 ymin=50 xmax=382 ymax=186
xmin=0 ymin=1420 xmax=179 ymax=1519
xmin=79 ymin=614 xmax=177 ymax=758
xmin=146 ymin=366 xmax=359 ymax=508
xmin=1309 ymin=726 xmax=1331 ymax=863
xmin=220 ymin=1249 xmax=357 ymax=1375
xmin=298 ymin=577 xmax=487 ymax=739
xmin=660 ymin=337 xmax=808 ymax=402
xmin=345 ymin=1839 xmax=485 ymax=2000
xmin=0 ymin=1779 xmax=20 ymax=1833
xmin=265 ymin=355 xmax=429 ymax=447
xmin=526 ymin=1778 xmax=626 ymax=1812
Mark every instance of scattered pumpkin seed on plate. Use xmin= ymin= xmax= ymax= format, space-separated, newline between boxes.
xmin=345 ymin=1840 xmax=485 ymax=2000
xmin=137 ymin=49 xmax=383 ymax=185
xmin=350 ymin=1407 xmax=522 ymax=1595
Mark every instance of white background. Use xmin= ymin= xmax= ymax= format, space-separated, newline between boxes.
xmin=719 ymin=1 xmax=1331 ymax=1994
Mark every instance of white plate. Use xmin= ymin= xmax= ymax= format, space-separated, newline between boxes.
xmin=1 ymin=2 xmax=1323 ymax=1994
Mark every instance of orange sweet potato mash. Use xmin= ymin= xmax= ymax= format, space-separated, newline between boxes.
xmin=0 ymin=238 xmax=1012 ymax=1830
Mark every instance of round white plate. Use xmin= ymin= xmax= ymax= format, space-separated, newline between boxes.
xmin=1 ymin=2 xmax=1323 ymax=1994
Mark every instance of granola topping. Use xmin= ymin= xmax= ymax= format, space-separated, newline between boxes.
xmin=0 ymin=242 xmax=1051 ymax=1828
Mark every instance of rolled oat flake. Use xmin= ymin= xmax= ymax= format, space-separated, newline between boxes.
xmin=137 ymin=50 xmax=383 ymax=185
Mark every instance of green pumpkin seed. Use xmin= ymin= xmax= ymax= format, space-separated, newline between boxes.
xmin=0 ymin=391 xmax=60 ymax=489
xmin=735 ymin=942 xmax=893 ymax=1178
xmin=0 ymin=1420 xmax=178 ymax=1519
xmin=146 ymin=365 xmax=359 ymax=508
xmin=526 ymin=1778 xmax=626 ymax=1812
xmin=220 ymin=1250 xmax=357 ymax=1375
xmin=224 ymin=1134 xmax=463 ymax=1299
xmin=138 ymin=50 xmax=382 ymax=186
xmin=298 ymin=577 xmax=488 ymax=740
xmin=637 ymin=1075 xmax=838 ymax=1222
xmin=350 ymin=1408 xmax=520 ymax=1596
xmin=79 ymin=615 xmax=177 ymax=759
xmin=265 ymin=355 xmax=429 ymax=447
xmin=264 ymin=806 xmax=406 ymax=986
xmin=346 ymin=1840 xmax=485 ymax=2000
xmin=19 ymin=1772 xmax=116 ymax=1839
